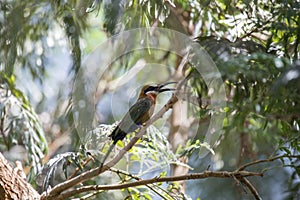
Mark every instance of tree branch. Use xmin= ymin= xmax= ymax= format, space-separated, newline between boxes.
xmin=41 ymin=87 xmax=180 ymax=200
xmin=53 ymin=170 xmax=263 ymax=200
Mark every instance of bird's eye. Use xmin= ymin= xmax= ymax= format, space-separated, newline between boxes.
xmin=144 ymin=86 xmax=155 ymax=94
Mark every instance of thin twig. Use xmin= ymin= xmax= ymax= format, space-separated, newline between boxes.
xmin=68 ymin=156 xmax=94 ymax=179
xmin=109 ymin=168 xmax=142 ymax=181
xmin=109 ymin=168 xmax=174 ymax=200
xmin=0 ymin=109 xmax=9 ymax=149
xmin=238 ymin=154 xmax=300 ymax=171
xmin=240 ymin=177 xmax=262 ymax=200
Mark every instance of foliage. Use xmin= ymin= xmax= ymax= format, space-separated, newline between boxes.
xmin=0 ymin=0 xmax=88 ymax=80
xmin=36 ymin=151 xmax=85 ymax=193
xmin=0 ymin=73 xmax=47 ymax=177
xmin=198 ymin=36 xmax=300 ymax=148
xmin=0 ymin=0 xmax=299 ymax=199
xmin=90 ymin=0 xmax=171 ymax=34
xmin=177 ymin=0 xmax=300 ymax=59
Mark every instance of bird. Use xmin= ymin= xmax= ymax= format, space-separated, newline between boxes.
xmin=100 ymin=82 xmax=176 ymax=167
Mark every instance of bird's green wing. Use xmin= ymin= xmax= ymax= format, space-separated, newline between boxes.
xmin=105 ymin=98 xmax=152 ymax=164
xmin=118 ymin=98 xmax=152 ymax=132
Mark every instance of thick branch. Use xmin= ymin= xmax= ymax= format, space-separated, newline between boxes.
xmin=54 ymin=170 xmax=263 ymax=199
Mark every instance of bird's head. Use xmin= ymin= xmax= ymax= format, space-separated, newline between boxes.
xmin=138 ymin=82 xmax=176 ymax=100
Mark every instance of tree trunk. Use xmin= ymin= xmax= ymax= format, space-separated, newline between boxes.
xmin=168 ymin=100 xmax=189 ymax=194
xmin=167 ymin=56 xmax=190 ymax=195
xmin=0 ymin=153 xmax=40 ymax=200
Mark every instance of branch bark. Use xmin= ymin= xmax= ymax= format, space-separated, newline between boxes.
xmin=0 ymin=153 xmax=40 ymax=200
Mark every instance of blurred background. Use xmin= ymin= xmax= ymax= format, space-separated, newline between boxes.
xmin=0 ymin=0 xmax=299 ymax=199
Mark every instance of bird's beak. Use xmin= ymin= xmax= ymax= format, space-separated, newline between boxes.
xmin=157 ymin=82 xmax=177 ymax=93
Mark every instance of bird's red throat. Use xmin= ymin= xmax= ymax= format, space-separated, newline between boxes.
xmin=146 ymin=93 xmax=157 ymax=103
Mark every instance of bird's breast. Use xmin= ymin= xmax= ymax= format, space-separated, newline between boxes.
xmin=145 ymin=93 xmax=157 ymax=103
xmin=138 ymin=96 xmax=156 ymax=124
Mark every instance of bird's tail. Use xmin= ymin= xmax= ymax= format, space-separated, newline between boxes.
xmin=100 ymin=142 xmax=116 ymax=167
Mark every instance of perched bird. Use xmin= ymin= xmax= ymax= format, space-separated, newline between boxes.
xmin=101 ymin=82 xmax=176 ymax=167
